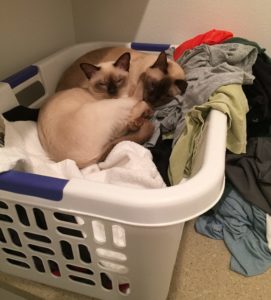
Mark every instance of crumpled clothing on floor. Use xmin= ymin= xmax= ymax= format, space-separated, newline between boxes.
xmin=195 ymin=183 xmax=271 ymax=276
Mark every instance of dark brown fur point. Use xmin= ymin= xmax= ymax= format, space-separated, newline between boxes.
xmin=151 ymin=51 xmax=168 ymax=74
xmin=79 ymin=63 xmax=101 ymax=79
xmin=143 ymin=76 xmax=188 ymax=107
xmin=143 ymin=52 xmax=188 ymax=107
xmin=113 ymin=52 xmax=131 ymax=71
xmin=92 ymin=74 xmax=128 ymax=97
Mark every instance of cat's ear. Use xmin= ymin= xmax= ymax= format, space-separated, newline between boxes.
xmin=113 ymin=52 xmax=131 ymax=71
xmin=175 ymin=79 xmax=188 ymax=94
xmin=151 ymin=51 xmax=168 ymax=74
xmin=80 ymin=63 xmax=101 ymax=79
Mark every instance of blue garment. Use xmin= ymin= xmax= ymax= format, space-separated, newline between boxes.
xmin=195 ymin=184 xmax=271 ymax=276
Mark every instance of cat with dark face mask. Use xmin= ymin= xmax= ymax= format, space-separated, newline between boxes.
xmin=141 ymin=51 xmax=188 ymax=107
xmin=56 ymin=47 xmax=188 ymax=107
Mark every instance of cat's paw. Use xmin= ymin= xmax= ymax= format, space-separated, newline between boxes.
xmin=128 ymin=117 xmax=144 ymax=131
xmin=142 ymin=107 xmax=154 ymax=118
xmin=137 ymin=119 xmax=155 ymax=142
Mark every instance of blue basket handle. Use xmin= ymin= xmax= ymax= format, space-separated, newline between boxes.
xmin=1 ymin=65 xmax=39 ymax=89
xmin=131 ymin=42 xmax=171 ymax=52
xmin=0 ymin=170 xmax=68 ymax=201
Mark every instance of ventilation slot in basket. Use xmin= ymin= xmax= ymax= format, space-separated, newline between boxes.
xmin=7 ymin=258 xmax=30 ymax=269
xmin=0 ymin=228 xmax=6 ymax=243
xmin=0 ymin=214 xmax=13 ymax=223
xmin=33 ymin=208 xmax=47 ymax=230
xmin=96 ymin=248 xmax=127 ymax=262
xmin=60 ymin=240 xmax=74 ymax=260
xmin=24 ymin=232 xmax=51 ymax=243
xmin=100 ymin=272 xmax=112 ymax=290
xmin=67 ymin=264 xmax=93 ymax=275
xmin=8 ymin=228 xmax=22 ymax=246
xmin=2 ymin=247 xmax=26 ymax=258
xmin=57 ymin=227 xmax=84 ymax=238
xmin=54 ymin=212 xmax=77 ymax=224
xmin=32 ymin=256 xmax=45 ymax=273
xmin=78 ymin=244 xmax=91 ymax=263
xmin=112 ymin=225 xmax=126 ymax=248
xmin=15 ymin=204 xmax=30 ymax=226
xmin=118 ymin=279 xmax=131 ymax=295
xmin=98 ymin=260 xmax=128 ymax=274
xmin=0 ymin=200 xmax=8 ymax=209
xmin=28 ymin=244 xmax=54 ymax=255
xmin=69 ymin=275 xmax=95 ymax=286
xmin=92 ymin=221 xmax=127 ymax=248
xmin=48 ymin=260 xmax=61 ymax=277
xmin=92 ymin=220 xmax=106 ymax=244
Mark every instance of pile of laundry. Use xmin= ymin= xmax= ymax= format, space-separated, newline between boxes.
xmin=172 ymin=29 xmax=271 ymax=277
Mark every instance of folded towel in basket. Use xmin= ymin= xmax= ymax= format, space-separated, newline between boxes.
xmin=0 ymin=118 xmax=166 ymax=189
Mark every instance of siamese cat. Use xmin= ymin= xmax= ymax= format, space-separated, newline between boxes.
xmin=56 ymin=47 xmax=188 ymax=107
xmin=38 ymin=53 xmax=154 ymax=168
xmin=79 ymin=51 xmax=131 ymax=99
xmin=141 ymin=51 xmax=188 ymax=107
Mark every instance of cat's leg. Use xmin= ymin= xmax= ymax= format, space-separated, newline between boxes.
xmin=128 ymin=101 xmax=153 ymax=131
xmin=99 ymin=119 xmax=154 ymax=162
xmin=120 ymin=119 xmax=154 ymax=143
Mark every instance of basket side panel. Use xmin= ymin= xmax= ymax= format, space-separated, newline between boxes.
xmin=0 ymin=194 xmax=183 ymax=300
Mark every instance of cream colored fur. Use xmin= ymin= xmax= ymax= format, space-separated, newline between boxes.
xmin=37 ymin=88 xmax=153 ymax=168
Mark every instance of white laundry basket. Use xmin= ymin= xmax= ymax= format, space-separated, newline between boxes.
xmin=0 ymin=42 xmax=227 ymax=300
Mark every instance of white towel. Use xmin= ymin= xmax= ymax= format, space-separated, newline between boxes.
xmin=83 ymin=140 xmax=166 ymax=189
xmin=0 ymin=118 xmax=166 ymax=189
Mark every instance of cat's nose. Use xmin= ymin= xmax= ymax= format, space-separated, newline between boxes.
xmin=107 ymin=84 xmax=117 ymax=95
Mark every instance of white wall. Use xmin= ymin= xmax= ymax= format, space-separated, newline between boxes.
xmin=1 ymin=0 xmax=271 ymax=80
xmin=72 ymin=0 xmax=271 ymax=54
xmin=0 ymin=0 xmax=75 ymax=80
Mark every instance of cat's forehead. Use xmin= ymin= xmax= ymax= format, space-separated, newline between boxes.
xmin=145 ymin=58 xmax=186 ymax=81
xmin=145 ymin=67 xmax=164 ymax=81
xmin=97 ymin=61 xmax=114 ymax=69
xmin=92 ymin=62 xmax=128 ymax=81
xmin=167 ymin=61 xmax=186 ymax=79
